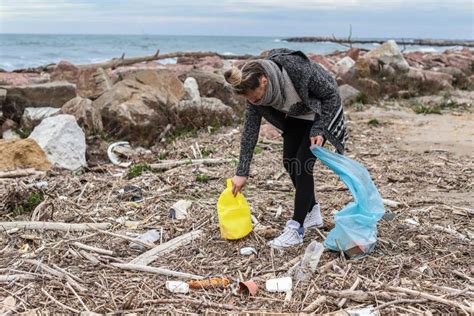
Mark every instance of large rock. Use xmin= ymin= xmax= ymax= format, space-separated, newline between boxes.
xmin=185 ymin=70 xmax=245 ymax=108
xmin=121 ymin=69 xmax=184 ymax=107
xmin=2 ymin=82 xmax=77 ymax=122
xmin=182 ymin=77 xmax=201 ymax=103
xmin=0 ymin=138 xmax=51 ymax=171
xmin=29 ymin=114 xmax=86 ymax=170
xmin=177 ymin=97 xmax=233 ymax=127
xmin=307 ymin=54 xmax=334 ymax=72
xmin=21 ymin=107 xmax=61 ymax=129
xmin=93 ymin=79 xmax=173 ymax=144
xmin=338 ymin=84 xmax=360 ymax=105
xmin=51 ymin=61 xmax=112 ymax=99
xmin=365 ymin=40 xmax=410 ymax=72
xmin=334 ymin=57 xmax=355 ymax=76
xmin=346 ymin=48 xmax=360 ymax=61
xmin=61 ymin=97 xmax=103 ymax=134
xmin=259 ymin=123 xmax=280 ymax=140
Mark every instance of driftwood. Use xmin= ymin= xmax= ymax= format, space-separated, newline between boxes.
xmin=0 ymin=169 xmax=46 ymax=179
xmin=302 ymin=295 xmax=327 ymax=312
xmin=284 ymin=36 xmax=474 ymax=47
xmin=130 ymin=230 xmax=203 ymax=265
xmin=148 ymin=158 xmax=235 ymax=172
xmin=41 ymin=288 xmax=80 ymax=313
xmin=337 ymin=277 xmax=361 ymax=307
xmin=141 ymin=298 xmax=241 ymax=311
xmin=72 ymin=241 xmax=114 ymax=256
xmin=111 ymin=263 xmax=203 ymax=280
xmin=0 ymin=274 xmax=36 ymax=282
xmin=86 ymin=224 xmax=155 ymax=249
xmin=0 ymin=221 xmax=111 ymax=232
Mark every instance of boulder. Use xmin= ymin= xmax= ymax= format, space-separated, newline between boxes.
xmin=338 ymin=84 xmax=360 ymax=105
xmin=21 ymin=107 xmax=61 ymax=129
xmin=346 ymin=48 xmax=360 ymax=61
xmin=121 ymin=69 xmax=184 ymax=107
xmin=51 ymin=61 xmax=112 ymax=99
xmin=422 ymin=70 xmax=453 ymax=90
xmin=365 ymin=40 xmax=410 ymax=72
xmin=0 ymin=138 xmax=51 ymax=171
xmin=29 ymin=114 xmax=86 ymax=170
xmin=182 ymin=77 xmax=201 ymax=103
xmin=307 ymin=54 xmax=334 ymax=72
xmin=195 ymin=56 xmax=224 ymax=71
xmin=0 ymin=73 xmax=33 ymax=86
xmin=61 ymin=97 xmax=103 ymax=134
xmin=2 ymin=129 xmax=21 ymax=140
xmin=177 ymin=97 xmax=233 ymax=127
xmin=433 ymin=66 xmax=468 ymax=88
xmin=2 ymin=82 xmax=77 ymax=122
xmin=93 ymin=79 xmax=173 ymax=144
xmin=185 ymin=70 xmax=245 ymax=108
xmin=356 ymin=78 xmax=380 ymax=98
xmin=0 ymin=88 xmax=6 ymax=105
xmin=334 ymin=57 xmax=355 ymax=76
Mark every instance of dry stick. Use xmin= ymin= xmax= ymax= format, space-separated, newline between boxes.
xmin=0 ymin=169 xmax=46 ymax=178
xmin=0 ymin=221 xmax=111 ymax=231
xmin=0 ymin=274 xmax=36 ymax=282
xmin=141 ymin=298 xmax=241 ymax=311
xmin=302 ymin=295 xmax=327 ymax=313
xmin=374 ymin=298 xmax=427 ymax=311
xmin=386 ymin=285 xmax=474 ymax=314
xmin=86 ymin=224 xmax=154 ymax=249
xmin=41 ymin=288 xmax=81 ymax=314
xmin=79 ymin=250 xmax=100 ymax=265
xmin=130 ymin=230 xmax=203 ymax=266
xmin=72 ymin=241 xmax=114 ymax=256
xmin=148 ymin=158 xmax=234 ymax=172
xmin=66 ymin=282 xmax=90 ymax=312
xmin=111 ymin=263 xmax=203 ymax=280
xmin=337 ymin=277 xmax=361 ymax=308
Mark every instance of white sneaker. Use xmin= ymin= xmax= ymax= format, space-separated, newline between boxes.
xmin=268 ymin=220 xmax=304 ymax=249
xmin=303 ymin=203 xmax=323 ymax=229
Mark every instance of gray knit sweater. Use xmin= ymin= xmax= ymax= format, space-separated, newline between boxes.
xmin=236 ymin=48 xmax=347 ymax=177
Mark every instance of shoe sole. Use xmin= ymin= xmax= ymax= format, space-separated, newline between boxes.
xmin=303 ymin=223 xmax=324 ymax=230
xmin=268 ymin=241 xmax=303 ymax=249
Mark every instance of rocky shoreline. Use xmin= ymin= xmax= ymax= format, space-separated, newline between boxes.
xmin=0 ymin=40 xmax=473 ymax=171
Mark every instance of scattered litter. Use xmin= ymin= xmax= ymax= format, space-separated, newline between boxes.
xmin=129 ymin=229 xmax=160 ymax=250
xmin=115 ymin=216 xmax=129 ymax=224
xmin=404 ymin=218 xmax=420 ymax=226
xmin=107 ymin=141 xmax=132 ymax=167
xmin=295 ymin=241 xmax=324 ymax=282
xmin=124 ymin=221 xmax=140 ymax=229
xmin=265 ymin=277 xmax=292 ymax=293
xmin=382 ymin=198 xmax=402 ymax=208
xmin=238 ymin=280 xmax=258 ymax=296
xmin=240 ymin=247 xmax=257 ymax=255
xmin=169 ymin=200 xmax=193 ymax=220
xmin=35 ymin=181 xmax=49 ymax=190
xmin=188 ymin=277 xmax=230 ymax=289
xmin=275 ymin=205 xmax=283 ymax=218
xmin=382 ymin=212 xmax=396 ymax=221
xmin=118 ymin=185 xmax=143 ymax=203
xmin=166 ymin=280 xmax=189 ymax=294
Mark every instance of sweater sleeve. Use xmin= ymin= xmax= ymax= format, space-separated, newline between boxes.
xmin=306 ymin=64 xmax=340 ymax=138
xmin=236 ymin=104 xmax=262 ymax=177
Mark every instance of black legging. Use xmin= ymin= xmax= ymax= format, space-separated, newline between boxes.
xmin=282 ymin=116 xmax=317 ymax=226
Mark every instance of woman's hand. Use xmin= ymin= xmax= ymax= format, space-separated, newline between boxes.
xmin=231 ymin=175 xmax=247 ymax=197
xmin=310 ymin=135 xmax=325 ymax=147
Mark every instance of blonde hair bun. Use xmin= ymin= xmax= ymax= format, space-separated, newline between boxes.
xmin=224 ymin=66 xmax=242 ymax=87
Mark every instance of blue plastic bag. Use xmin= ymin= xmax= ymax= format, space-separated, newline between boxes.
xmin=311 ymin=146 xmax=385 ymax=258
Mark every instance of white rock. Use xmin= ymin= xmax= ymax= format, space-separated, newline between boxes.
xmin=334 ymin=56 xmax=355 ymax=75
xmin=365 ymin=40 xmax=410 ymax=72
xmin=21 ymin=107 xmax=61 ymax=128
xmin=29 ymin=114 xmax=86 ymax=170
xmin=339 ymin=84 xmax=360 ymax=105
xmin=240 ymin=247 xmax=257 ymax=255
xmin=183 ymin=77 xmax=201 ymax=103
xmin=2 ymin=129 xmax=21 ymax=140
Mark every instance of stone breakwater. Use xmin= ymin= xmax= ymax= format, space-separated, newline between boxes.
xmin=0 ymin=41 xmax=472 ymax=171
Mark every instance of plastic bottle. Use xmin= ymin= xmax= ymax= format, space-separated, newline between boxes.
xmin=295 ymin=241 xmax=324 ymax=282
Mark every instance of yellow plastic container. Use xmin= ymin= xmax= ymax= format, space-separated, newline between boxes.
xmin=217 ymin=179 xmax=253 ymax=240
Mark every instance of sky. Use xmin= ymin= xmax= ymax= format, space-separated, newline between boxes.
xmin=1 ymin=0 xmax=473 ymax=39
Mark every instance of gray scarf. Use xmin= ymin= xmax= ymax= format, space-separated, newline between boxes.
xmin=247 ymin=60 xmax=286 ymax=109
